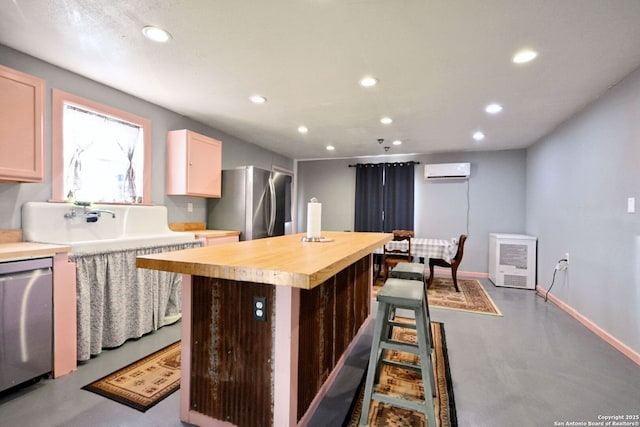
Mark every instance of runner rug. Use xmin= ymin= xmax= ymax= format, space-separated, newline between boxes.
xmin=375 ymin=277 xmax=502 ymax=316
xmin=344 ymin=322 xmax=457 ymax=426
xmin=82 ymin=341 xmax=181 ymax=412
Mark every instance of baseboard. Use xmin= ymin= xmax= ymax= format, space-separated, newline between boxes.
xmin=536 ymin=285 xmax=640 ymax=366
xmin=432 ymin=268 xmax=489 ymax=279
xmin=458 ymin=270 xmax=489 ymax=279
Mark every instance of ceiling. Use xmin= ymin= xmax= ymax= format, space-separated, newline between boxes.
xmin=2 ymin=1 xmax=640 ymax=160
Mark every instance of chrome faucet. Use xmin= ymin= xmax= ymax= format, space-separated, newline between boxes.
xmin=85 ymin=209 xmax=116 ymax=219
xmin=63 ymin=203 xmax=116 ymax=222
xmin=64 ymin=208 xmax=78 ymax=219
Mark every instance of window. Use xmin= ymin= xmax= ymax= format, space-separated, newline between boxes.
xmin=52 ymin=89 xmax=151 ymax=203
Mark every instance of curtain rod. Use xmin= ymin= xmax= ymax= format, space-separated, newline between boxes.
xmin=348 ymin=161 xmax=421 ymax=167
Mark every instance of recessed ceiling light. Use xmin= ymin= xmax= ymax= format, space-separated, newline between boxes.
xmin=326 ymin=145 xmax=335 ymax=151
xmin=250 ymin=95 xmax=267 ymax=104
xmin=392 ymin=140 xmax=402 ymax=145
xmin=380 ymin=117 xmax=393 ymax=125
xmin=485 ymin=103 xmax=503 ymax=114
xmin=359 ymin=77 xmax=378 ymax=87
xmin=298 ymin=126 xmax=308 ymax=134
xmin=141 ymin=26 xmax=172 ymax=43
xmin=512 ymin=49 xmax=538 ymax=64
xmin=472 ymin=131 xmax=486 ymax=141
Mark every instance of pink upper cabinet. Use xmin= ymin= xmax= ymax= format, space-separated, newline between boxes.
xmin=166 ymin=129 xmax=222 ymax=198
xmin=0 ymin=65 xmax=45 ymax=183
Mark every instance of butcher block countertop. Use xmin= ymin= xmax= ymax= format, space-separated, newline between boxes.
xmin=137 ymin=231 xmax=391 ymax=289
xmin=0 ymin=242 xmax=71 ymax=262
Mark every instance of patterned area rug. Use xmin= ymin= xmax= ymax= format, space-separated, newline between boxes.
xmin=82 ymin=341 xmax=181 ymax=412
xmin=427 ymin=277 xmax=502 ymax=316
xmin=374 ymin=276 xmax=502 ymax=316
xmin=345 ymin=322 xmax=456 ymax=426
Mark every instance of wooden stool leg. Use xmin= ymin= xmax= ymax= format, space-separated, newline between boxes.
xmin=359 ymin=301 xmax=391 ymax=426
xmin=427 ymin=260 xmax=435 ymax=288
xmin=415 ymin=304 xmax=437 ymax=426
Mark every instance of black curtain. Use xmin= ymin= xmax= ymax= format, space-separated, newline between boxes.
xmin=383 ymin=162 xmax=415 ymax=232
xmin=353 ymin=162 xmax=415 ymax=232
xmin=354 ymin=163 xmax=384 ymax=231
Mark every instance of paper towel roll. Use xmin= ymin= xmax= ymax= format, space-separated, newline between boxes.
xmin=307 ymin=201 xmax=322 ymax=239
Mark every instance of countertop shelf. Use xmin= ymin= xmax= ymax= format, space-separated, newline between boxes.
xmin=168 ymin=222 xmax=240 ymax=239
xmin=193 ymin=230 xmax=241 ymax=238
xmin=0 ymin=242 xmax=71 ymax=262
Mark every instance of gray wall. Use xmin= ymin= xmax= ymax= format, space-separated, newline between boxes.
xmin=297 ymin=149 xmax=527 ymax=273
xmin=0 ymin=44 xmax=293 ymax=228
xmin=526 ymin=67 xmax=640 ymax=354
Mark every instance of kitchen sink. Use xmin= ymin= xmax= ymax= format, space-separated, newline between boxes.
xmin=21 ymin=202 xmax=196 ymax=254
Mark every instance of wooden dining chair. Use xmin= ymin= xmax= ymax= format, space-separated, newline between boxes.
xmin=427 ymin=234 xmax=467 ymax=292
xmin=382 ymin=231 xmax=414 ymax=280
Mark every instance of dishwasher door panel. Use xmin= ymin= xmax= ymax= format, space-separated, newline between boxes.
xmin=0 ymin=259 xmax=53 ymax=393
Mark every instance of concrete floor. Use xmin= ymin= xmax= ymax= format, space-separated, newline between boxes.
xmin=1 ymin=278 xmax=639 ymax=427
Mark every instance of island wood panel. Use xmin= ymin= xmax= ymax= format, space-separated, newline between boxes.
xmin=190 ymin=277 xmax=275 ymax=427
xmin=296 ymin=255 xmax=370 ymax=419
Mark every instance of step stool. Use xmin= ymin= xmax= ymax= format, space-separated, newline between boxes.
xmin=390 ymin=262 xmax=426 ymax=282
xmin=389 ymin=263 xmax=433 ymax=349
xmin=359 ymin=278 xmax=437 ymax=426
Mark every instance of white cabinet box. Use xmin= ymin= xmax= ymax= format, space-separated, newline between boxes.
xmin=489 ymin=233 xmax=537 ymax=289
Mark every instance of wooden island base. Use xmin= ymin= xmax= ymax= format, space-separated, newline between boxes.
xmin=137 ymin=231 xmax=391 ymax=427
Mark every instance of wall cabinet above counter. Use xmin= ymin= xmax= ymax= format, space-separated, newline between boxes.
xmin=166 ymin=129 xmax=222 ymax=197
xmin=0 ymin=65 xmax=45 ymax=183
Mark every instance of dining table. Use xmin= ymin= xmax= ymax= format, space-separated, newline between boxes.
xmin=376 ymin=237 xmax=457 ymax=263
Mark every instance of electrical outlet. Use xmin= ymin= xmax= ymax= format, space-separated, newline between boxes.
xmin=187 ymin=202 xmax=193 ymax=213
xmin=253 ymin=296 xmax=267 ymax=322
xmin=556 ymin=260 xmax=568 ymax=271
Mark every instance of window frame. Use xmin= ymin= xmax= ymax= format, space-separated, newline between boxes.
xmin=51 ymin=89 xmax=151 ymax=204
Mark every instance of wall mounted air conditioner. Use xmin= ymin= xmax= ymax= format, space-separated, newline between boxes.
xmin=489 ymin=233 xmax=537 ymax=289
xmin=424 ymin=162 xmax=470 ymax=180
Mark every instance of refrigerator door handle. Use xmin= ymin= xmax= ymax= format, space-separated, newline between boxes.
xmin=267 ymin=176 xmax=276 ymax=236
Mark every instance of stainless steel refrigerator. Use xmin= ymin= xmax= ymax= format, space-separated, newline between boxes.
xmin=207 ymin=166 xmax=289 ymax=240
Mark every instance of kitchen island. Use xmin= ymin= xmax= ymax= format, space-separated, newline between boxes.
xmin=136 ymin=231 xmax=391 ymax=427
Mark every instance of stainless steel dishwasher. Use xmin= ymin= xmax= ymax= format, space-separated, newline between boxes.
xmin=0 ymin=257 xmax=53 ymax=393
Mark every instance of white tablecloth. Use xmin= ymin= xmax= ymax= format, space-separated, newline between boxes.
xmin=376 ymin=238 xmax=456 ymax=263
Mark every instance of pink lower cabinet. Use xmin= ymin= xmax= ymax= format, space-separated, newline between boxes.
xmin=194 ymin=231 xmax=240 ymax=246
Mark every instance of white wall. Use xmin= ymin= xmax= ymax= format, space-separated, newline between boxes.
xmin=297 ymin=149 xmax=527 ymax=273
xmin=0 ymin=44 xmax=293 ymax=229
xmin=526 ymin=66 xmax=640 ymax=355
